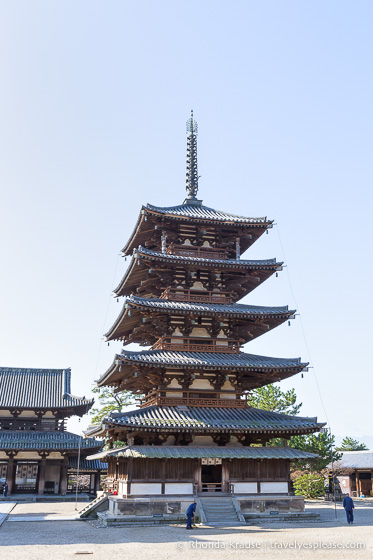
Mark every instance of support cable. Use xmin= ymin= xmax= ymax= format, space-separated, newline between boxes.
xmin=92 ymin=253 xmax=121 ymax=382
xmin=275 ymin=223 xmax=338 ymax=517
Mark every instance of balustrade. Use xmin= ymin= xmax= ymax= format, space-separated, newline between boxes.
xmin=160 ymin=288 xmax=233 ymax=304
xmin=167 ymin=244 xmax=227 ymax=260
xmin=151 ymin=336 xmax=241 ymax=353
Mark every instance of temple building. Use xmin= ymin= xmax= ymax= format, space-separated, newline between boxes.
xmin=86 ymin=113 xmax=324 ymax=523
xmin=0 ymin=367 xmax=105 ymax=495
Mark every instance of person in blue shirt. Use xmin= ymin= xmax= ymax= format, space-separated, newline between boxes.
xmin=342 ymin=495 xmax=355 ymax=524
xmin=186 ymin=501 xmax=196 ymax=529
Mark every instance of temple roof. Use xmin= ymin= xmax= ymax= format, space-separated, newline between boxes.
xmin=146 ymin=203 xmax=269 ymax=224
xmin=115 ymin=246 xmax=282 ymax=298
xmin=127 ymin=294 xmax=292 ymax=316
xmin=0 ymin=367 xmax=93 ymax=414
xmin=122 ymin=202 xmax=273 ymax=256
xmin=69 ymin=456 xmax=107 ymax=471
xmin=85 ymin=405 xmax=323 ymax=437
xmin=0 ymin=430 xmax=102 ymax=451
xmin=332 ymin=451 xmax=373 ymax=470
xmin=88 ymin=445 xmax=317 ymax=461
xmin=105 ymin=295 xmax=295 ymax=342
xmin=97 ymin=349 xmax=308 ymax=388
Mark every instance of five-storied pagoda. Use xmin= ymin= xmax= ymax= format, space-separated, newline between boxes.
xmin=86 ymin=113 xmax=324 ymax=524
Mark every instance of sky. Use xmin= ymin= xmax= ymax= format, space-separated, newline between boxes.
xmin=0 ymin=1 xmax=372 ymax=445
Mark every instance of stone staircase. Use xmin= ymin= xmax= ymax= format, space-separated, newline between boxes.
xmin=79 ymin=492 xmax=108 ymax=518
xmin=197 ymin=496 xmax=245 ymax=526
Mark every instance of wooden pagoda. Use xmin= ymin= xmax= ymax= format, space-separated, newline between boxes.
xmin=86 ymin=113 xmax=323 ymax=521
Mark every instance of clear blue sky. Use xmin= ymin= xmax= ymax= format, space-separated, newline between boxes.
xmin=0 ymin=1 xmax=372 ymax=443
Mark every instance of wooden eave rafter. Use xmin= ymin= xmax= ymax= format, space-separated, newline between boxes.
xmin=97 ymin=357 xmax=305 ymax=391
xmin=121 ymin=206 xmax=274 ymax=257
xmin=114 ymin=251 xmax=282 ymax=298
xmin=105 ymin=300 xmax=294 ymax=343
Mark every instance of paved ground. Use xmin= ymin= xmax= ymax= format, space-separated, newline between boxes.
xmin=0 ymin=500 xmax=372 ymax=560
xmin=0 ymin=502 xmax=16 ymax=526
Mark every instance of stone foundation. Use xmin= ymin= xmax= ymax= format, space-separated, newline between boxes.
xmin=237 ymin=495 xmax=304 ymax=514
xmin=106 ymin=494 xmax=305 ymax=522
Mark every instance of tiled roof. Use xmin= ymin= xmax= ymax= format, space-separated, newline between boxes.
xmin=87 ymin=445 xmax=317 ymax=461
xmin=333 ymin=451 xmax=373 ymax=469
xmin=68 ymin=456 xmax=107 ymax=471
xmin=135 ymin=246 xmax=280 ymax=268
xmin=145 ymin=203 xmax=269 ymax=224
xmin=127 ymin=295 xmax=293 ymax=317
xmin=0 ymin=367 xmax=93 ymax=411
xmin=121 ymin=204 xmax=272 ymax=257
xmin=116 ymin=349 xmax=305 ymax=370
xmin=0 ymin=430 xmax=102 ymax=451
xmin=85 ymin=405 xmax=321 ymax=436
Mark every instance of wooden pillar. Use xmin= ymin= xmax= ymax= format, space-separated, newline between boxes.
xmin=257 ymin=461 xmax=261 ymax=494
xmin=127 ymin=458 xmax=133 ymax=496
xmin=38 ymin=455 xmax=47 ymax=495
xmin=356 ymin=471 xmax=360 ymax=497
xmin=222 ymin=460 xmax=230 ymax=493
xmin=194 ymin=459 xmax=201 ymax=494
xmin=94 ymin=472 xmax=101 ymax=493
xmin=5 ymin=454 xmax=16 ymax=495
xmin=60 ymin=455 xmax=69 ymax=496
xmin=161 ymin=459 xmax=166 ymax=495
xmin=371 ymin=470 xmax=373 ymax=497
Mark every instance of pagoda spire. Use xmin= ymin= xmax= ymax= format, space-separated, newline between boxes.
xmin=184 ymin=110 xmax=201 ymax=204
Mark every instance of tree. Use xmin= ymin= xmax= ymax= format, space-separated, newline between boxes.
xmin=289 ymin=432 xmax=342 ymax=473
xmin=293 ymin=473 xmax=325 ymax=499
xmin=90 ymin=387 xmax=136 ymax=425
xmin=336 ymin=437 xmax=368 ymax=451
xmin=247 ymin=384 xmax=302 ymax=416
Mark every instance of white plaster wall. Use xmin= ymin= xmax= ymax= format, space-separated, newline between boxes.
xmin=188 ymin=436 xmax=217 ymax=447
xmin=234 ymin=482 xmax=258 ymax=493
xmin=168 ymin=378 xmax=182 ymax=389
xmin=260 ymin=482 xmax=288 ymax=494
xmin=189 ymin=379 xmax=212 ymax=390
xmin=45 ymin=464 xmax=60 ymax=483
xmin=162 ymin=436 xmax=176 ymax=445
xmin=220 ymin=380 xmax=235 ymax=391
xmin=226 ymin=437 xmax=243 ymax=447
xmin=130 ymin=483 xmax=162 ymax=495
xmin=15 ymin=452 xmax=41 ymax=460
xmin=165 ymin=483 xmax=193 ymax=495
xmin=118 ymin=481 xmax=128 ymax=497
xmin=191 ymin=327 xmax=209 ymax=338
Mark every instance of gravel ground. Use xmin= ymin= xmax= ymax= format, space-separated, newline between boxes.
xmin=0 ymin=500 xmax=372 ymax=560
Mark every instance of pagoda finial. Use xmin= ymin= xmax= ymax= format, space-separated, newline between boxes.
xmin=185 ymin=110 xmax=200 ymax=204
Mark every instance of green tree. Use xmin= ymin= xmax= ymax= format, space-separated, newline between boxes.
xmin=289 ymin=432 xmax=342 ymax=473
xmin=336 ymin=437 xmax=368 ymax=451
xmin=293 ymin=473 xmax=325 ymax=499
xmin=90 ymin=387 xmax=135 ymax=425
xmin=247 ymin=384 xmax=302 ymax=416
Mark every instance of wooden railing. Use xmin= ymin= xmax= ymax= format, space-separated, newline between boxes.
xmin=139 ymin=390 xmax=248 ymax=409
xmin=193 ymin=482 xmax=235 ymax=494
xmin=167 ymin=244 xmax=227 ymax=260
xmin=160 ymin=288 xmax=233 ymax=304
xmin=151 ymin=336 xmax=241 ymax=353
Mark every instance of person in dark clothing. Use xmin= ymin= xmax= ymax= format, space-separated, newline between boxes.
xmin=343 ymin=495 xmax=355 ymax=524
xmin=3 ymin=483 xmax=8 ymax=497
xmin=186 ymin=502 xmax=196 ymax=529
